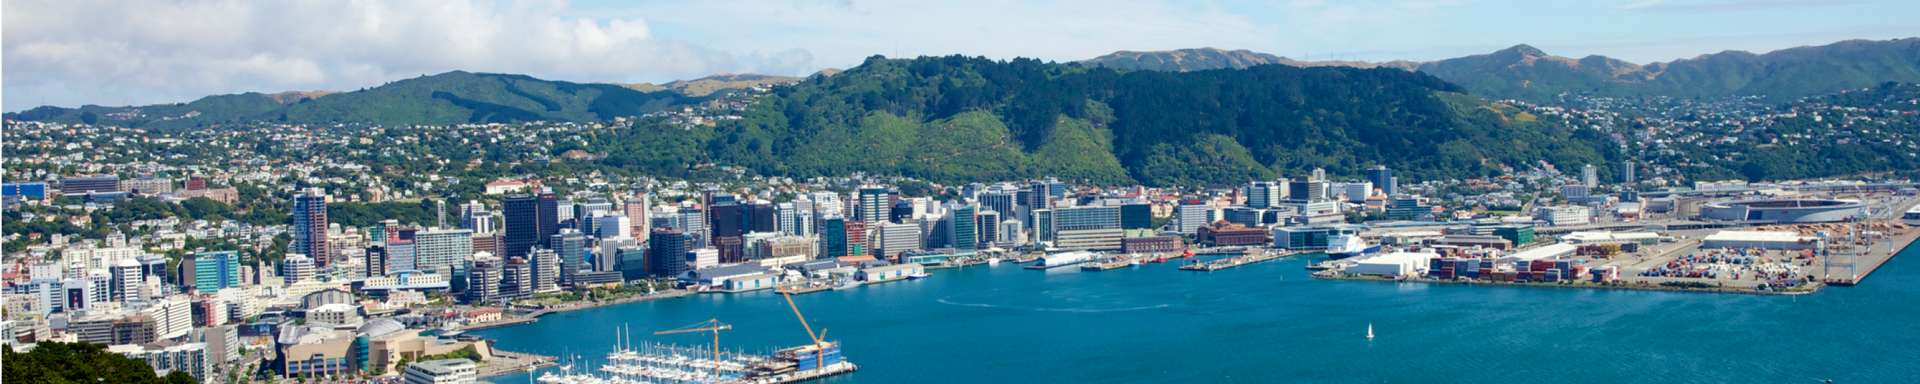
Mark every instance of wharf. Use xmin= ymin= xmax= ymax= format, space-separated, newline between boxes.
xmin=1180 ymin=250 xmax=1288 ymax=271
xmin=1823 ymin=227 xmax=1917 ymax=286
xmin=1081 ymin=259 xmax=1134 ymax=271
xmin=478 ymin=349 xmax=558 ymax=379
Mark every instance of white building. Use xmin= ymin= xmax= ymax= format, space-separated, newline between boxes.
xmin=1702 ymin=230 xmax=1819 ymax=250
xmin=1534 ymin=206 xmax=1593 ymax=226
xmin=1347 ymin=251 xmax=1436 ymax=277
xmin=403 ymin=358 xmax=477 ymax=384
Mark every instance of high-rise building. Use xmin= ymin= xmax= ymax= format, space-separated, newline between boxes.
xmin=1026 ymin=181 xmax=1054 ymax=215
xmin=530 ymin=249 xmax=560 ymax=292
xmin=979 ymin=191 xmax=1020 ymax=224
xmin=844 ymin=220 xmax=868 ymax=257
xmin=1246 ymin=181 xmax=1281 ymax=209
xmin=820 ymin=216 xmax=848 ymax=259
xmin=648 ymin=228 xmax=691 ymax=278
xmin=856 ymin=187 xmax=893 ymax=223
xmin=949 ymin=204 xmax=977 ymax=251
xmin=776 ymin=201 xmax=814 ymax=237
xmin=502 ymin=192 xmax=558 ymax=258
xmin=460 ymin=200 xmax=495 ymax=234
xmin=1622 ymin=161 xmax=1636 ymax=187
xmin=364 ymin=246 xmax=387 ymax=278
xmin=465 ymin=254 xmax=501 ymax=305
xmin=1120 ymin=201 xmax=1153 ymax=230
xmin=596 ymin=215 xmax=632 ymax=239
xmin=413 ymin=229 xmax=473 ymax=275
xmin=1030 ymin=208 xmax=1056 ymax=244
xmin=623 ymin=193 xmax=650 ymax=243
xmin=875 ymin=222 xmax=923 ymax=259
xmin=1582 ymin=164 xmax=1598 ymax=189
xmin=502 ymin=257 xmax=532 ymax=298
xmin=888 ymin=200 xmax=914 ymax=224
xmin=748 ymin=202 xmax=777 ymax=233
xmin=710 ymin=203 xmax=744 ymax=239
xmin=280 ymin=254 xmax=315 ymax=283
xmin=975 ymin=210 xmax=1000 ymax=248
xmin=191 ymin=251 xmax=240 ymax=293
xmin=291 ymin=188 xmax=330 ymax=266
xmin=1288 ymin=179 xmax=1329 ymax=203
xmin=1175 ymin=201 xmax=1211 ymax=234
xmin=548 ymin=229 xmax=588 ymax=285
xmin=1365 ymin=165 xmax=1395 ymax=197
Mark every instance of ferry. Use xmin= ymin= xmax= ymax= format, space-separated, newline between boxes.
xmin=1325 ymin=233 xmax=1380 ymax=260
xmin=1026 ymin=250 xmax=1099 ymax=270
xmin=1904 ymin=205 xmax=1920 ymax=225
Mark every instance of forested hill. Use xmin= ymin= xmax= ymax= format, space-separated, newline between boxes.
xmin=8 ymin=71 xmax=694 ymax=128
xmin=708 ymin=55 xmax=1617 ymax=186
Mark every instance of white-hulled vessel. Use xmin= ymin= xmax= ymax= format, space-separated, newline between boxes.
xmin=1326 ymin=233 xmax=1379 ymax=260
xmin=1027 ymin=250 xmax=1098 ymax=269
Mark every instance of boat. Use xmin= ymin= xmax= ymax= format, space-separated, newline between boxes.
xmin=986 ymin=258 xmax=1001 ymax=266
xmin=1904 ymin=205 xmax=1920 ymax=225
xmin=1326 ymin=233 xmax=1379 ymax=260
xmin=832 ymin=280 xmax=862 ymax=290
xmin=1367 ymin=323 xmax=1375 ymax=340
xmin=907 ymin=271 xmax=931 ymax=280
xmin=1027 ymin=251 xmax=1099 ymax=270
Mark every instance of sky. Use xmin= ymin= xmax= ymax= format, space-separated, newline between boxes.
xmin=5 ymin=0 xmax=1919 ymax=112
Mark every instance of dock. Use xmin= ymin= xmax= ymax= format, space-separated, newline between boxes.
xmin=1180 ymin=250 xmax=1289 ymax=271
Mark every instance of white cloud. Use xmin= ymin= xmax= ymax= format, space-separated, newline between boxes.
xmin=2 ymin=0 xmax=818 ymax=111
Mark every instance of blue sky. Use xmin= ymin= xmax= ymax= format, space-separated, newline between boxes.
xmin=6 ymin=0 xmax=1919 ymax=111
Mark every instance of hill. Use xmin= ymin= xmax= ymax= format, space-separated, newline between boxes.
xmin=1081 ymin=47 xmax=1416 ymax=72
xmin=1084 ymin=38 xmax=1920 ymax=102
xmin=9 ymin=71 xmax=695 ymax=127
xmin=708 ymin=55 xmax=1617 ymax=186
xmin=625 ymin=73 xmax=801 ymax=97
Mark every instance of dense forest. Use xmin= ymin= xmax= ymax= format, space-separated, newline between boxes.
xmin=705 ymin=55 xmax=1617 ymax=186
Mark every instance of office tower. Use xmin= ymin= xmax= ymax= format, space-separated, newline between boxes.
xmin=875 ymin=222 xmax=922 ymax=259
xmin=1311 ymin=167 xmax=1327 ymax=182
xmin=889 ymin=200 xmax=914 ymax=224
xmin=596 ymin=215 xmax=632 ymax=239
xmin=291 ymin=188 xmax=330 ymax=266
xmin=549 ymin=229 xmax=588 ymax=285
xmin=466 ymin=254 xmax=501 ymax=305
xmin=191 ymin=251 xmax=240 ymax=293
xmin=678 ymin=207 xmax=707 ymax=245
xmin=844 ymin=221 xmax=868 ymax=257
xmin=748 ymin=202 xmax=777 ymax=233
xmin=820 ymin=216 xmax=848 ymax=258
xmin=648 ymin=228 xmax=691 ymax=277
xmin=1582 ymin=164 xmax=1598 ymax=189
xmin=596 ymin=238 xmax=633 ymax=272
xmin=364 ymin=246 xmax=387 ymax=278
xmin=413 ymin=229 xmax=473 ymax=275
xmin=975 ymin=210 xmax=1000 ymax=248
xmin=1623 ymin=161 xmax=1636 ymax=187
xmin=1052 ymin=206 xmax=1124 ymax=251
xmin=460 ymin=200 xmax=495 ymax=234
xmin=1246 ymin=181 xmax=1280 ymax=208
xmin=1030 ymin=208 xmax=1055 ymax=243
xmin=1288 ymin=179 xmax=1329 ymax=203
xmin=776 ymin=201 xmax=815 ymax=237
xmin=502 ymin=257 xmax=532 ymax=298
xmin=1119 ymin=201 xmax=1152 ymax=230
xmin=710 ymin=203 xmax=744 ymax=239
xmin=109 ymin=259 xmax=143 ymax=305
xmin=949 ymin=204 xmax=977 ymax=251
xmin=1026 ymin=181 xmax=1054 ymax=214
xmin=856 ymin=187 xmax=892 ymax=223
xmin=1175 ymin=201 xmax=1211 ymax=234
xmin=502 ymin=192 xmax=558 ymax=258
xmin=280 ymin=254 xmax=315 ymax=283
xmin=61 ymin=175 xmax=120 ymax=194
xmin=623 ymin=193 xmax=650 ymax=243
xmin=979 ymin=191 xmax=1019 ymax=224
xmin=616 ymin=245 xmax=648 ymax=281
xmin=530 ymin=249 xmax=560 ymax=292
xmin=1365 ymin=165 xmax=1395 ymax=197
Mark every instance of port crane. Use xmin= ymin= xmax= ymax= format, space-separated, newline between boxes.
xmin=780 ymin=288 xmax=832 ymax=373
xmin=655 ymin=318 xmax=733 ymax=383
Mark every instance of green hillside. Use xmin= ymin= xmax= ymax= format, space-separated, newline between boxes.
xmin=708 ymin=55 xmax=1617 ymax=186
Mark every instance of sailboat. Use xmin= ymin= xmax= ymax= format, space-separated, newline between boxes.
xmin=1366 ymin=323 xmax=1375 ymax=340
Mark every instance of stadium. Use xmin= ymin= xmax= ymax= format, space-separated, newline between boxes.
xmin=1697 ymin=199 xmax=1865 ymax=223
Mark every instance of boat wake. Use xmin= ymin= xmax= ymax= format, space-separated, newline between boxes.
xmin=935 ymin=297 xmax=1170 ymax=313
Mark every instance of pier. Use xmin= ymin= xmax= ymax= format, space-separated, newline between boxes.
xmin=1180 ymin=250 xmax=1289 ymax=271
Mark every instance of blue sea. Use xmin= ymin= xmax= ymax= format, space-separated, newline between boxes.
xmin=475 ymin=245 xmax=1920 ymax=383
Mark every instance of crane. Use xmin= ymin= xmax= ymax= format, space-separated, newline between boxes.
xmin=780 ymin=288 xmax=831 ymax=372
xmin=655 ymin=318 xmax=732 ymax=383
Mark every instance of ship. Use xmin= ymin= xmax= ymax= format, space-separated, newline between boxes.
xmin=1026 ymin=250 xmax=1099 ymax=270
xmin=1325 ymin=233 xmax=1379 ymax=260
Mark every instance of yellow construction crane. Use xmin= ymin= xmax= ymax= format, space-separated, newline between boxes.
xmin=655 ymin=318 xmax=733 ymax=383
xmin=780 ymin=288 xmax=831 ymax=372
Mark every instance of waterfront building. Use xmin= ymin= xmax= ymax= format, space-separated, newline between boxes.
xmin=403 ymin=358 xmax=477 ymax=384
xmin=1198 ymin=223 xmax=1270 ymax=247
xmin=949 ymin=204 xmax=978 ymax=251
xmin=820 ymin=216 xmax=849 ymax=258
xmin=466 ymin=253 xmax=502 ymax=305
xmin=648 ymin=228 xmax=691 ymax=278
xmin=1272 ymin=225 xmax=1361 ymax=251
xmin=1052 ymin=205 xmax=1123 ymax=251
xmin=1030 ymin=208 xmax=1056 ymax=244
xmin=502 ymin=192 xmax=558 ymax=258
xmin=976 ymin=210 xmax=1001 ymax=248
xmin=292 ymin=188 xmax=331 ymax=266
xmin=875 ymin=221 xmax=924 ymax=259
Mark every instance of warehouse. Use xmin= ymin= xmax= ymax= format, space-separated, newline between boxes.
xmin=1502 ymin=243 xmax=1578 ymax=262
xmin=1346 ymin=251 xmax=1436 ymax=277
xmin=1701 ymin=230 xmax=1819 ymax=250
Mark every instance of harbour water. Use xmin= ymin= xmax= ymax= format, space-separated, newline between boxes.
xmin=477 ymin=245 xmax=1920 ymax=383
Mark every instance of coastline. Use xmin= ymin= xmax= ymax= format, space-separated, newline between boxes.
xmin=461 ymin=289 xmax=696 ymax=331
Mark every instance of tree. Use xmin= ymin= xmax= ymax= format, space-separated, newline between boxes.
xmin=3 ymin=342 xmax=198 ymax=384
